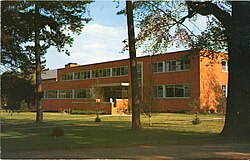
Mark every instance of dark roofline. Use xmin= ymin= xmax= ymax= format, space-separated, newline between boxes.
xmin=57 ymin=49 xmax=193 ymax=70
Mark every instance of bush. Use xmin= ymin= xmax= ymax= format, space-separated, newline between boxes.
xmin=191 ymin=115 xmax=201 ymax=125
xmin=209 ymin=108 xmax=215 ymax=113
xmin=95 ymin=116 xmax=101 ymax=122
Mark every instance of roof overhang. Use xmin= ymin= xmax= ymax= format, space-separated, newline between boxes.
xmin=92 ymin=82 xmax=130 ymax=88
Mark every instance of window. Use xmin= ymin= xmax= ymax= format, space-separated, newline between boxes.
xmin=184 ymin=84 xmax=191 ymax=97
xmin=155 ymin=84 xmax=191 ymax=98
xmin=92 ymin=70 xmax=97 ymax=78
xmin=59 ymin=90 xmax=73 ymax=99
xmin=157 ymin=62 xmax=164 ymax=72
xmin=222 ymin=84 xmax=228 ymax=97
xmin=165 ymin=85 xmax=175 ymax=97
xmin=44 ymin=90 xmax=58 ymax=99
xmin=74 ymin=72 xmax=84 ymax=80
xmin=175 ymin=85 xmax=184 ymax=97
xmin=154 ymin=85 xmax=163 ymax=98
xmin=154 ymin=58 xmax=190 ymax=73
xmin=117 ymin=67 xmax=121 ymax=76
xmin=112 ymin=66 xmax=128 ymax=77
xmin=62 ymin=73 xmax=73 ymax=81
xmin=112 ymin=67 xmax=117 ymax=76
xmin=106 ymin=68 xmax=111 ymax=77
xmin=222 ymin=60 xmax=228 ymax=72
xmin=121 ymin=66 xmax=128 ymax=76
xmin=183 ymin=58 xmax=190 ymax=70
xmin=98 ymin=69 xmax=103 ymax=78
xmin=153 ymin=62 xmax=163 ymax=73
xmin=84 ymin=71 xmax=91 ymax=79
xmin=74 ymin=88 xmax=92 ymax=99
xmin=165 ymin=61 xmax=171 ymax=71
xmin=175 ymin=60 xmax=182 ymax=71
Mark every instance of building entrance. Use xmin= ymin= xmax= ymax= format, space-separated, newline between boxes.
xmin=92 ymin=83 xmax=129 ymax=112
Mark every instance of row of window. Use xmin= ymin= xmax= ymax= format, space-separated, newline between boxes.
xmin=154 ymin=84 xmax=191 ymax=98
xmin=44 ymin=88 xmax=92 ymax=99
xmin=62 ymin=66 xmax=128 ymax=81
xmin=153 ymin=59 xmax=190 ymax=73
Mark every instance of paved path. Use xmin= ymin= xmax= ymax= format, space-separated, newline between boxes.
xmin=2 ymin=143 xmax=250 ymax=159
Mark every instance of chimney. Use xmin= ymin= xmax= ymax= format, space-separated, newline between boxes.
xmin=65 ymin=63 xmax=78 ymax=68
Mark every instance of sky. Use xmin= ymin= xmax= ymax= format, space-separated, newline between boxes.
xmin=45 ymin=1 xmax=129 ymax=70
xmin=44 ymin=1 xmax=207 ymax=70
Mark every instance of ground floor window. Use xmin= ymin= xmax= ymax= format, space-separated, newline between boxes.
xmin=44 ymin=88 xmax=92 ymax=99
xmin=44 ymin=90 xmax=58 ymax=99
xmin=154 ymin=84 xmax=191 ymax=98
xmin=74 ymin=88 xmax=92 ymax=99
xmin=222 ymin=84 xmax=228 ymax=97
xmin=59 ymin=90 xmax=73 ymax=99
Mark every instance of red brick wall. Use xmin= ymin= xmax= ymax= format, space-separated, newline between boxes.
xmin=137 ymin=51 xmax=200 ymax=112
xmin=41 ymin=50 xmax=228 ymax=113
xmin=199 ymin=51 xmax=228 ymax=111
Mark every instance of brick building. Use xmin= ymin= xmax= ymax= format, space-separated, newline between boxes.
xmin=41 ymin=50 xmax=228 ymax=114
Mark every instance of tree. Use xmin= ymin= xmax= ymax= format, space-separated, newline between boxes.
xmin=132 ymin=1 xmax=250 ymax=137
xmin=126 ymin=1 xmax=141 ymax=130
xmin=1 ymin=72 xmax=35 ymax=110
xmin=1 ymin=1 xmax=92 ymax=123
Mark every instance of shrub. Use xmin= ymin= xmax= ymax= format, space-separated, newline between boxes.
xmin=95 ymin=116 xmax=101 ymax=122
xmin=191 ymin=115 xmax=201 ymax=125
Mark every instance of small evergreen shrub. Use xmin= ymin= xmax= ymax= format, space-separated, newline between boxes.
xmin=95 ymin=116 xmax=101 ymax=122
xmin=191 ymin=115 xmax=201 ymax=125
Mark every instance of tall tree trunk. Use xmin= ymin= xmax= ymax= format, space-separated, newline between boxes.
xmin=221 ymin=2 xmax=250 ymax=137
xmin=35 ymin=3 xmax=43 ymax=123
xmin=126 ymin=0 xmax=141 ymax=130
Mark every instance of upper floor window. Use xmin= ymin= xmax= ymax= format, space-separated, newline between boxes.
xmin=222 ymin=60 xmax=228 ymax=72
xmin=62 ymin=73 xmax=73 ymax=81
xmin=112 ymin=66 xmax=128 ymax=77
xmin=153 ymin=58 xmax=190 ymax=73
xmin=61 ymin=66 xmax=128 ymax=81
xmin=153 ymin=62 xmax=164 ymax=73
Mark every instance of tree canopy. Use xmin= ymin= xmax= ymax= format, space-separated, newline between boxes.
xmin=1 ymin=1 xmax=93 ymax=122
xmin=1 ymin=1 xmax=92 ymax=72
xmin=1 ymin=72 xmax=35 ymax=110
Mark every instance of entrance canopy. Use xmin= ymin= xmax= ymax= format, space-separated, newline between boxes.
xmin=92 ymin=82 xmax=129 ymax=88
xmin=92 ymin=83 xmax=129 ymax=101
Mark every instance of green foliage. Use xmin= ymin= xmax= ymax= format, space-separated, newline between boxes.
xmin=191 ymin=115 xmax=201 ymax=125
xmin=1 ymin=72 xmax=35 ymax=110
xmin=124 ymin=1 xmax=229 ymax=54
xmin=1 ymin=1 xmax=92 ymax=71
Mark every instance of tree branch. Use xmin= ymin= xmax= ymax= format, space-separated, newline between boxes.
xmin=185 ymin=1 xmax=232 ymax=28
xmin=146 ymin=1 xmax=199 ymax=38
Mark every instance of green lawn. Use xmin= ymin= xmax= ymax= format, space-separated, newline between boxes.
xmin=1 ymin=112 xmax=226 ymax=152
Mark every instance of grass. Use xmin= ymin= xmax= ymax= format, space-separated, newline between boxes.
xmin=1 ymin=112 xmax=226 ymax=153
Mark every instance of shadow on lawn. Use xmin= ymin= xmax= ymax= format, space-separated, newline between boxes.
xmin=1 ymin=114 xmax=249 ymax=159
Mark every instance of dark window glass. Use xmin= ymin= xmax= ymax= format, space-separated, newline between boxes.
xmin=166 ymin=85 xmax=175 ymax=97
